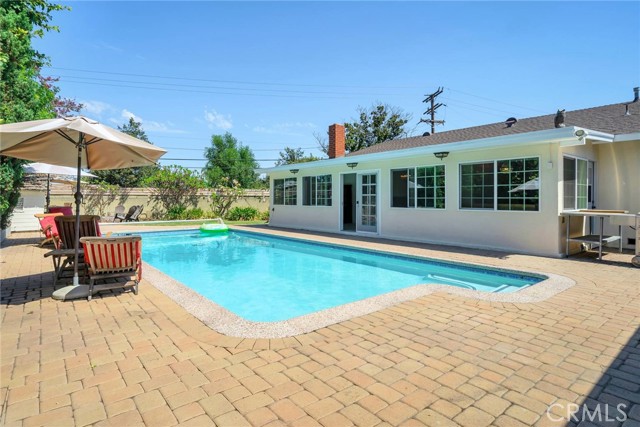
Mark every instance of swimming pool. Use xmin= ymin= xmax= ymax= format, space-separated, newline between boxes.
xmin=142 ymin=230 xmax=544 ymax=322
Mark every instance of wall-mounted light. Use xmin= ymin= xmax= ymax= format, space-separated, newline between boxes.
xmin=289 ymin=168 xmax=299 ymax=174
xmin=574 ymin=129 xmax=587 ymax=140
xmin=346 ymin=162 xmax=358 ymax=169
xmin=433 ymin=152 xmax=449 ymax=160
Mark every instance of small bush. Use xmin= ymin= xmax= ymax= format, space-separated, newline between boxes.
xmin=226 ymin=206 xmax=259 ymax=221
xmin=259 ymin=210 xmax=270 ymax=221
xmin=184 ymin=208 xmax=204 ymax=220
xmin=166 ymin=205 xmax=186 ymax=220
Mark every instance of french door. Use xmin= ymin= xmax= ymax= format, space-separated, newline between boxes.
xmin=356 ymin=173 xmax=378 ymax=233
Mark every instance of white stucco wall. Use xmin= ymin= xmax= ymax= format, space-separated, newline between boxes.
xmin=269 ymin=143 xmax=565 ymax=257
xmin=268 ymin=136 xmax=638 ymax=257
xmin=594 ymin=139 xmax=640 ymax=248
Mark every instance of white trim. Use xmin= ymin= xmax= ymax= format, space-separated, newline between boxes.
xmin=263 ymin=127 xmax=583 ymax=173
xmin=613 ymin=132 xmax=640 ymax=142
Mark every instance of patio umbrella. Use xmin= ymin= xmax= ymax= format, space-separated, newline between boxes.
xmin=0 ymin=116 xmax=166 ymax=287
xmin=508 ymin=177 xmax=539 ymax=193
xmin=23 ymin=162 xmax=97 ymax=212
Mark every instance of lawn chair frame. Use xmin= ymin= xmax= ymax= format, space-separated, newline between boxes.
xmin=80 ymin=236 xmax=142 ymax=301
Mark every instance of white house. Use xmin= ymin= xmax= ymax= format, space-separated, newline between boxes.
xmin=265 ymin=89 xmax=640 ymax=258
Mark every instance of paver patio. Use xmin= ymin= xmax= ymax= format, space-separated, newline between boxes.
xmin=1 ymin=226 xmax=639 ymax=427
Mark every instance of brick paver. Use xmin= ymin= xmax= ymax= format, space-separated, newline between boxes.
xmin=1 ymin=227 xmax=639 ymax=426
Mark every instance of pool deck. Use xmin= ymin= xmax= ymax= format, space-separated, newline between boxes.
xmin=2 ymin=225 xmax=639 ymax=426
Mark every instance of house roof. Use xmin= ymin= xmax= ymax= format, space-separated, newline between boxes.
xmin=348 ymin=101 xmax=640 ymax=156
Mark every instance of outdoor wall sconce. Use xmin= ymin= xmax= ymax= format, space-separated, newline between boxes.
xmin=289 ymin=168 xmax=299 ymax=174
xmin=574 ymin=129 xmax=587 ymax=140
xmin=434 ymin=152 xmax=449 ymax=160
xmin=346 ymin=162 xmax=358 ymax=169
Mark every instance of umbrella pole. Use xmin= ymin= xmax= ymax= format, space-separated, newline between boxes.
xmin=72 ymin=134 xmax=84 ymax=287
xmin=45 ymin=174 xmax=50 ymax=213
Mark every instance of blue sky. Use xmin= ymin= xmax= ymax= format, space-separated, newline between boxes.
xmin=37 ymin=1 xmax=640 ymax=169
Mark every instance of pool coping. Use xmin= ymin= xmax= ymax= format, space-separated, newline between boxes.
xmin=142 ymin=228 xmax=576 ymax=339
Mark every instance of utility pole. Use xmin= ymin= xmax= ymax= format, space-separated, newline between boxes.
xmin=419 ymin=87 xmax=446 ymax=134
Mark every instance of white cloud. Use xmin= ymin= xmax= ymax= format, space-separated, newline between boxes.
xmin=204 ymin=109 xmax=233 ymax=130
xmin=121 ymin=109 xmax=143 ymax=122
xmin=111 ymin=109 xmax=185 ymax=134
xmin=80 ymin=100 xmax=112 ymax=116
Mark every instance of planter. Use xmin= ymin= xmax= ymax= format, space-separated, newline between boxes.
xmin=1 ymin=227 xmax=11 ymax=244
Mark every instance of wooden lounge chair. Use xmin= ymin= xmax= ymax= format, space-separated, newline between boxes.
xmin=112 ymin=205 xmax=126 ymax=222
xmin=44 ymin=215 xmax=101 ymax=286
xmin=128 ymin=205 xmax=144 ymax=222
xmin=80 ymin=236 xmax=142 ymax=301
xmin=34 ymin=213 xmax=62 ymax=248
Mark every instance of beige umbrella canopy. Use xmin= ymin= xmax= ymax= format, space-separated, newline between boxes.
xmin=0 ymin=116 xmax=167 ymax=287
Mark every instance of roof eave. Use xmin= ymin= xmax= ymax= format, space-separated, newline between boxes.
xmin=263 ymin=127 xmax=586 ymax=173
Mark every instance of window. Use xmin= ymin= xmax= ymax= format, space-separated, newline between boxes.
xmin=273 ymin=178 xmax=297 ymax=205
xmin=497 ymin=158 xmax=539 ymax=211
xmin=460 ymin=162 xmax=494 ymax=209
xmin=563 ymin=156 xmax=588 ymax=210
xmin=391 ymin=165 xmax=445 ymax=209
xmin=303 ymin=175 xmax=332 ymax=206
xmin=460 ymin=157 xmax=539 ymax=211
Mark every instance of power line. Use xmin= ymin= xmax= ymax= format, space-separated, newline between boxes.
xmin=163 ymin=158 xmax=279 ymax=161
xmin=446 ymin=87 xmax=548 ymax=114
xmin=55 ymin=74 xmax=406 ymax=97
xmin=60 ymin=79 xmax=366 ymax=100
xmin=45 ymin=66 xmax=423 ymax=90
xmin=163 ymin=146 xmax=316 ymax=151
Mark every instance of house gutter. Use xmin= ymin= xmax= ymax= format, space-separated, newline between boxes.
xmin=613 ymin=132 xmax=640 ymax=143
xmin=264 ymin=126 xmax=588 ymax=173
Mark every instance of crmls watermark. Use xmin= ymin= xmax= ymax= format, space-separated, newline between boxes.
xmin=547 ymin=403 xmax=628 ymax=423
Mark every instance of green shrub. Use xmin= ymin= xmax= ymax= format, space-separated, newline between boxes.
xmin=226 ymin=206 xmax=259 ymax=221
xmin=166 ymin=205 xmax=186 ymax=220
xmin=259 ymin=210 xmax=270 ymax=221
xmin=184 ymin=208 xmax=204 ymax=220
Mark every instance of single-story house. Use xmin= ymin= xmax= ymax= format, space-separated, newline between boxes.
xmin=265 ymin=88 xmax=640 ymax=258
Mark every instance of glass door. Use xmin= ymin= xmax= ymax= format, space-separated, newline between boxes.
xmin=357 ymin=173 xmax=378 ymax=233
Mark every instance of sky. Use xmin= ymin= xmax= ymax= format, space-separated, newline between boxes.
xmin=36 ymin=1 xmax=640 ymax=169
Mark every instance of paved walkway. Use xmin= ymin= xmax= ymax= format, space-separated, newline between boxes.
xmin=1 ymin=227 xmax=639 ymax=426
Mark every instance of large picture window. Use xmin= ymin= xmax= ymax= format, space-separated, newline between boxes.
xmin=391 ymin=165 xmax=445 ymax=209
xmin=273 ymin=178 xmax=297 ymax=205
xmin=460 ymin=157 xmax=539 ymax=211
xmin=303 ymin=175 xmax=332 ymax=206
xmin=563 ymin=156 xmax=588 ymax=210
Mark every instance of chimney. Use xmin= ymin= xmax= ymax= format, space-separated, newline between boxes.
xmin=634 ymin=87 xmax=639 ymax=102
xmin=328 ymin=123 xmax=345 ymax=159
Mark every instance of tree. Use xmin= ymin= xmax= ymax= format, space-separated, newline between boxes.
xmin=203 ymin=132 xmax=258 ymax=188
xmin=0 ymin=0 xmax=75 ymax=229
xmin=344 ymin=104 xmax=410 ymax=153
xmin=275 ymin=147 xmax=321 ymax=166
xmin=92 ymin=117 xmax=159 ymax=187
xmin=209 ymin=177 xmax=244 ymax=218
xmin=143 ymin=166 xmax=204 ymax=218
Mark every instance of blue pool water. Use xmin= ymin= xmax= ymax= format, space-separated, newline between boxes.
xmin=141 ymin=230 xmax=542 ymax=322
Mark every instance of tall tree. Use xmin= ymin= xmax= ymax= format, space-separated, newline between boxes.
xmin=275 ymin=147 xmax=321 ymax=166
xmin=92 ymin=117 xmax=159 ymax=187
xmin=0 ymin=0 xmax=75 ymax=229
xmin=203 ymin=132 xmax=258 ymax=188
xmin=344 ymin=104 xmax=410 ymax=153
